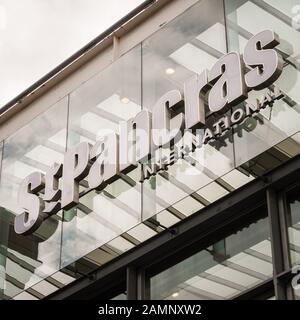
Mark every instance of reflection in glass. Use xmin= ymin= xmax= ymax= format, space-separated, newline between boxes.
xmin=142 ymin=0 xmax=235 ymax=220
xmin=294 ymin=286 xmax=300 ymax=300
xmin=62 ymin=45 xmax=142 ymax=267
xmin=151 ymin=215 xmax=272 ymax=300
xmin=225 ymin=0 xmax=300 ymax=166
xmin=111 ymin=293 xmax=127 ymax=300
xmin=0 ymin=98 xmax=68 ymax=299
xmin=2 ymin=0 xmax=300 ymax=301
xmin=286 ymin=186 xmax=300 ymax=266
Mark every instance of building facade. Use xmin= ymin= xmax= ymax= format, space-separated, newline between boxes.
xmin=0 ymin=0 xmax=300 ymax=300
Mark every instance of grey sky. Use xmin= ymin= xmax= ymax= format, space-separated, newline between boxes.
xmin=0 ymin=0 xmax=144 ymax=107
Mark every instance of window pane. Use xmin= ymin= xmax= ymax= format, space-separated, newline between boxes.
xmin=286 ymin=186 xmax=300 ymax=266
xmin=150 ymin=214 xmax=272 ymax=300
xmin=293 ymin=282 xmax=300 ymax=300
xmin=0 ymin=141 xmax=5 ymax=299
xmin=225 ymin=0 xmax=300 ymax=167
xmin=61 ymin=45 xmax=142 ymax=267
xmin=111 ymin=293 xmax=127 ymax=300
xmin=0 ymin=98 xmax=68 ymax=299
xmin=142 ymin=0 xmax=235 ymax=220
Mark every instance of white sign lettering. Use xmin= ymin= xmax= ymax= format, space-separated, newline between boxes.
xmin=15 ymin=30 xmax=284 ymax=235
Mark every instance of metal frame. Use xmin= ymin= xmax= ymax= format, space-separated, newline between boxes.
xmin=46 ymin=154 xmax=300 ymax=300
xmin=267 ymin=188 xmax=286 ymax=299
xmin=1 ymin=0 xmax=299 ymax=300
xmin=233 ymin=279 xmax=274 ymax=300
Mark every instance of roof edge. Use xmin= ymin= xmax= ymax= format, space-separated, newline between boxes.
xmin=0 ymin=0 xmax=157 ymax=118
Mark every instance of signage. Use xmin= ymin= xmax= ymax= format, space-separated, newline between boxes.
xmin=15 ymin=30 xmax=284 ymax=235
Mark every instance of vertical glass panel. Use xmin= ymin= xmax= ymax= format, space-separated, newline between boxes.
xmin=225 ymin=0 xmax=300 ymax=166
xmin=0 ymin=141 xmax=6 ymax=299
xmin=143 ymin=0 xmax=227 ymax=109
xmin=0 ymin=98 xmax=68 ymax=299
xmin=286 ymin=186 xmax=300 ymax=266
xmin=142 ymin=0 xmax=234 ymax=220
xmin=292 ymin=282 xmax=300 ymax=300
xmin=237 ymin=131 xmax=300 ymax=178
xmin=61 ymin=45 xmax=142 ymax=267
xmin=151 ymin=213 xmax=272 ymax=300
xmin=111 ymin=293 xmax=127 ymax=300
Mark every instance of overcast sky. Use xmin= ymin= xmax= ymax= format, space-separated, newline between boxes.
xmin=0 ymin=0 xmax=144 ymax=107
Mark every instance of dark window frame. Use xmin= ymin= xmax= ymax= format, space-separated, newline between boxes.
xmin=46 ymin=155 xmax=300 ymax=300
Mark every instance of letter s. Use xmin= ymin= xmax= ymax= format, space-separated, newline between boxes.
xmin=14 ymin=172 xmax=45 ymax=235
xmin=244 ymin=30 xmax=283 ymax=90
xmin=208 ymin=52 xmax=247 ymax=114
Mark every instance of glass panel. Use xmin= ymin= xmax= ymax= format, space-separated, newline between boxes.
xmin=143 ymin=0 xmax=227 ymax=109
xmin=0 ymin=141 xmax=5 ymax=299
xmin=142 ymin=0 xmax=234 ymax=220
xmin=293 ymin=281 xmax=300 ymax=300
xmin=151 ymin=213 xmax=272 ymax=300
xmin=141 ymin=166 xmax=256 ymax=238
xmin=13 ymin=291 xmax=39 ymax=300
xmin=239 ymin=131 xmax=300 ymax=177
xmin=54 ymin=234 xmax=137 ymax=298
xmin=0 ymin=98 xmax=68 ymax=299
xmin=286 ymin=186 xmax=300 ymax=266
xmin=111 ymin=293 xmax=127 ymax=300
xmin=61 ymin=45 xmax=142 ymax=267
xmin=225 ymin=0 xmax=300 ymax=167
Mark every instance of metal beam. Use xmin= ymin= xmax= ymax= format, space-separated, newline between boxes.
xmin=46 ymin=154 xmax=300 ymax=300
xmin=266 ymin=188 xmax=291 ymax=299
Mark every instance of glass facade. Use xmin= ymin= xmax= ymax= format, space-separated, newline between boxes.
xmin=62 ymin=44 xmax=142 ymax=267
xmin=286 ymin=186 xmax=300 ymax=266
xmin=0 ymin=0 xmax=300 ymax=299
xmin=0 ymin=99 xmax=68 ymax=299
xmin=225 ymin=0 xmax=300 ymax=167
xmin=151 ymin=214 xmax=271 ymax=300
xmin=142 ymin=0 xmax=236 ymax=220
